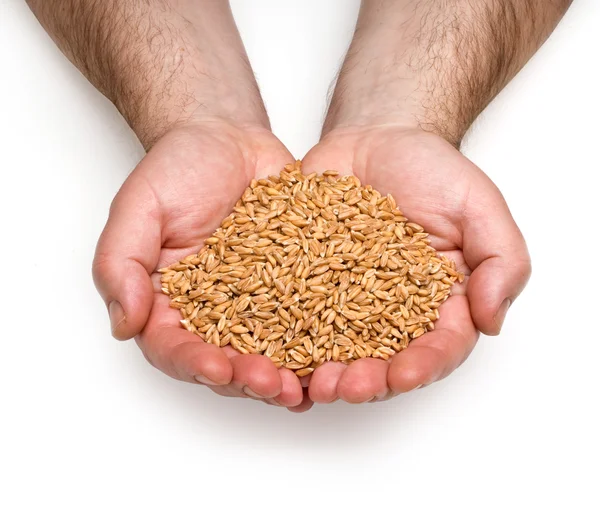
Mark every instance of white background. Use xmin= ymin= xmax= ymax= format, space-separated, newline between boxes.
xmin=1 ymin=0 xmax=599 ymax=505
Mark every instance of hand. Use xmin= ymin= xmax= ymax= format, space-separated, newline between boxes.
xmin=302 ymin=126 xmax=531 ymax=404
xmin=93 ymin=121 xmax=314 ymax=412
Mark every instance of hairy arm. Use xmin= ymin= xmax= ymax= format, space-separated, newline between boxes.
xmin=325 ymin=0 xmax=573 ymax=146
xmin=25 ymin=0 xmax=268 ymax=148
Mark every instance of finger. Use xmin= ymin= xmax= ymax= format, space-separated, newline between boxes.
xmin=93 ymin=174 xmax=160 ymax=340
xmin=462 ymin=180 xmax=532 ymax=335
xmin=300 ymin=373 xmax=312 ymax=388
xmin=301 ymin=138 xmax=355 ymax=176
xmin=287 ymin=388 xmax=314 ymax=413
xmin=137 ymin=294 xmax=233 ymax=384
xmin=273 ymin=368 xmax=304 ymax=407
xmin=308 ymin=362 xmax=347 ymax=403
xmin=138 ymin=328 xmax=233 ymax=385
xmin=230 ymin=354 xmax=282 ymax=399
xmin=388 ymin=295 xmax=479 ymax=393
xmin=208 ymin=385 xmax=245 ymax=398
xmin=252 ymin=134 xmax=296 ymax=180
xmin=337 ymin=358 xmax=390 ymax=403
xmin=212 ymin=346 xmax=270 ymax=398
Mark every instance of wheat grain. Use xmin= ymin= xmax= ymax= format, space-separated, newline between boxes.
xmin=160 ymin=162 xmax=462 ymax=375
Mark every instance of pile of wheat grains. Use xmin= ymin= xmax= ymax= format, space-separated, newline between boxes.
xmin=160 ymin=162 xmax=463 ymax=377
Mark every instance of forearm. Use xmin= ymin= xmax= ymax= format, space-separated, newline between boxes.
xmin=26 ymin=0 xmax=268 ymax=148
xmin=325 ymin=0 xmax=573 ymax=147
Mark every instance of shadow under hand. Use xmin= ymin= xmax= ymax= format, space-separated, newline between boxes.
xmin=127 ymin=345 xmax=433 ymax=453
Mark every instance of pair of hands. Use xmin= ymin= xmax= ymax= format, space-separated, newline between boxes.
xmin=92 ymin=119 xmax=531 ymax=412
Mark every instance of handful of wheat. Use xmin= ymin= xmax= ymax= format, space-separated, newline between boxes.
xmin=160 ymin=162 xmax=462 ymax=376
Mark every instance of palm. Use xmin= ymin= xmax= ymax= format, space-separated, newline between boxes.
xmin=302 ymin=127 xmax=529 ymax=403
xmin=94 ymin=124 xmax=312 ymax=411
xmin=142 ymin=126 xmax=287 ymax=268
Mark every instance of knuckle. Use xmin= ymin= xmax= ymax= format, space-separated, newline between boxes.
xmin=521 ymin=257 xmax=533 ymax=279
xmin=91 ymin=251 xmax=115 ymax=284
xmin=511 ymin=255 xmax=533 ymax=296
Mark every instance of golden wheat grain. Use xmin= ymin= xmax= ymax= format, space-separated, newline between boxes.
xmin=160 ymin=162 xmax=463 ymax=375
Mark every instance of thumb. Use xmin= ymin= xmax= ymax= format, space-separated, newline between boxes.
xmin=92 ymin=174 xmax=160 ymax=340
xmin=463 ymin=183 xmax=532 ymax=336
xmin=301 ymin=135 xmax=355 ymax=176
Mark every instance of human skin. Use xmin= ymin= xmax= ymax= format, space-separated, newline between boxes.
xmin=25 ymin=0 xmax=572 ymax=411
xmin=302 ymin=0 xmax=572 ymax=403
xmin=26 ymin=0 xmax=312 ymax=411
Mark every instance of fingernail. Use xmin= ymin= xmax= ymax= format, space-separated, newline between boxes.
xmin=494 ymin=298 xmax=512 ymax=332
xmin=243 ymin=386 xmax=266 ymax=399
xmin=411 ymin=384 xmax=423 ymax=392
xmin=263 ymin=398 xmax=282 ymax=406
xmin=108 ymin=300 xmax=126 ymax=335
xmin=195 ymin=375 xmax=219 ymax=386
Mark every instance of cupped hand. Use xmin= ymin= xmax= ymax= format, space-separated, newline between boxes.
xmin=302 ymin=127 xmax=531 ymax=404
xmin=92 ymin=121 xmax=313 ymax=412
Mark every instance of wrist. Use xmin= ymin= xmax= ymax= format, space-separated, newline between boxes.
xmin=324 ymin=74 xmax=466 ymax=149
xmin=117 ymin=79 xmax=269 ymax=150
xmin=321 ymin=121 xmax=442 ymax=151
